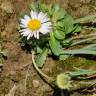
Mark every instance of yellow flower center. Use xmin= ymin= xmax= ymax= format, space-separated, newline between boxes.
xmin=28 ymin=19 xmax=41 ymax=30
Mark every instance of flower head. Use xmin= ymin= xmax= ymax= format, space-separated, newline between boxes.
xmin=56 ymin=73 xmax=72 ymax=90
xmin=20 ymin=11 xmax=52 ymax=39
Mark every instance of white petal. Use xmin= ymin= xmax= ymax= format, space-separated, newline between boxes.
xmin=20 ymin=28 xmax=35 ymax=39
xmin=41 ymin=18 xmax=50 ymax=23
xmin=40 ymin=22 xmax=52 ymax=32
xmin=20 ymin=28 xmax=31 ymax=32
xmin=20 ymin=28 xmax=32 ymax=36
xmin=22 ymin=33 xmax=28 ymax=36
xmin=27 ymin=33 xmax=31 ymax=39
xmin=30 ymin=33 xmax=33 ymax=37
xmin=43 ymin=22 xmax=52 ymax=26
xmin=38 ymin=12 xmax=50 ymax=23
xmin=20 ymin=19 xmax=28 ymax=26
xmin=21 ymin=31 xmax=30 ymax=36
xmin=36 ymin=32 xmax=39 ymax=39
xmin=38 ymin=12 xmax=46 ymax=20
xmin=24 ymin=15 xmax=31 ymax=21
xmin=30 ymin=11 xmax=37 ymax=19
xmin=39 ymin=24 xmax=52 ymax=34
xmin=33 ymin=32 xmax=37 ymax=38
xmin=20 ymin=24 xmax=27 ymax=28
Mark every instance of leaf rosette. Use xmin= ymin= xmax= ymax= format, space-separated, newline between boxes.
xmin=19 ymin=3 xmax=96 ymax=68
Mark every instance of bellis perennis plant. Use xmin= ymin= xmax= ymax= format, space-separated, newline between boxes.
xmin=19 ymin=3 xmax=96 ymax=68
xmin=18 ymin=3 xmax=96 ymax=95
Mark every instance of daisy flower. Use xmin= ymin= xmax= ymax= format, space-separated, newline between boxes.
xmin=20 ymin=11 xmax=52 ymax=39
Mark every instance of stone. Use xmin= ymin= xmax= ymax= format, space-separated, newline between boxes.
xmin=32 ymin=80 xmax=40 ymax=88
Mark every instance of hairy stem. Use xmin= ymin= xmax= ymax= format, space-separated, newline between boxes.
xmin=31 ymin=51 xmax=53 ymax=81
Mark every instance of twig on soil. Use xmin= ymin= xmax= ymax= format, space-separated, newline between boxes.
xmin=5 ymin=84 xmax=18 ymax=96
xmin=24 ymin=63 xmax=31 ymax=95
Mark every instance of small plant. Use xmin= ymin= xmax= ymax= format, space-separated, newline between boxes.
xmin=18 ymin=2 xmax=96 ymax=96
xmin=19 ymin=3 xmax=96 ymax=68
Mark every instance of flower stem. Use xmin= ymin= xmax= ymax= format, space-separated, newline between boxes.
xmin=31 ymin=51 xmax=53 ymax=81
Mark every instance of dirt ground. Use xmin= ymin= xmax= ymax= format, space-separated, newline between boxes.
xmin=0 ymin=0 xmax=96 ymax=96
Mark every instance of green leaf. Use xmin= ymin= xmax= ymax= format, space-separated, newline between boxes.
xmin=49 ymin=32 xmax=63 ymax=56
xmin=59 ymin=54 xmax=70 ymax=60
xmin=29 ymin=3 xmax=38 ymax=11
xmin=73 ymin=24 xmax=81 ymax=33
xmin=62 ymin=39 xmax=72 ymax=46
xmin=56 ymin=21 xmax=65 ymax=28
xmin=73 ymin=67 xmax=89 ymax=71
xmin=54 ymin=30 xmax=65 ymax=40
xmin=63 ymin=44 xmax=96 ymax=55
xmin=63 ymin=15 xmax=74 ymax=34
xmin=19 ymin=12 xmax=26 ymax=18
xmin=52 ymin=4 xmax=60 ymax=12
xmin=68 ymin=68 xmax=96 ymax=77
xmin=52 ymin=7 xmax=66 ymax=22
xmin=36 ymin=47 xmax=43 ymax=54
xmin=38 ymin=4 xmax=49 ymax=13
xmin=36 ymin=48 xmax=48 ymax=68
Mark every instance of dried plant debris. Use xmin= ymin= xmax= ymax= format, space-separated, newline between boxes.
xmin=5 ymin=85 xmax=18 ymax=96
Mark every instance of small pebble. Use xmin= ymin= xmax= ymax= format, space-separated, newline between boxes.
xmin=42 ymin=84 xmax=52 ymax=92
xmin=32 ymin=80 xmax=40 ymax=88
